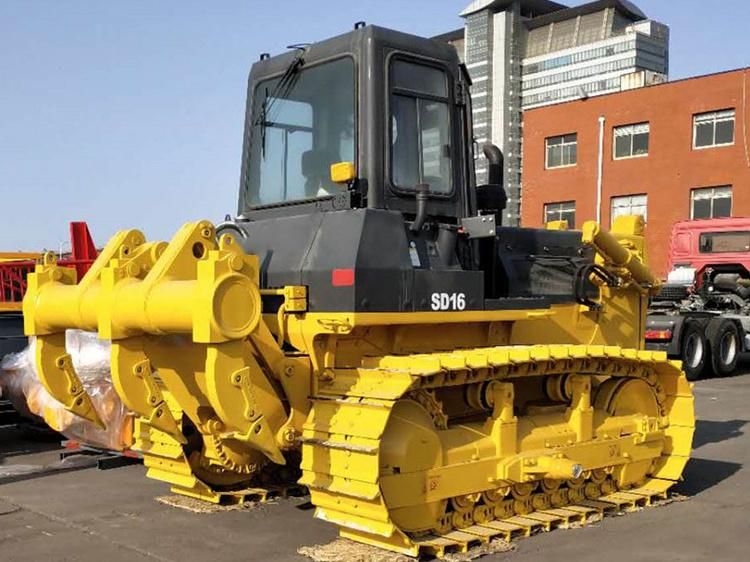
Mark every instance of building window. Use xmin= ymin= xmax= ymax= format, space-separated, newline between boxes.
xmin=614 ymin=123 xmax=649 ymax=159
xmin=544 ymin=201 xmax=576 ymax=228
xmin=611 ymin=194 xmax=647 ymax=223
xmin=693 ymin=110 xmax=735 ymax=149
xmin=545 ymin=134 xmax=577 ymax=168
xmin=691 ymin=186 xmax=732 ymax=219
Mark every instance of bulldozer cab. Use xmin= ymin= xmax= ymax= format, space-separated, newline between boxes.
xmin=227 ymin=25 xmax=592 ymax=314
xmin=238 ymin=25 xmax=478 ymax=223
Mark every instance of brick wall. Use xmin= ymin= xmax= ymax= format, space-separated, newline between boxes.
xmin=521 ymin=68 xmax=750 ymax=276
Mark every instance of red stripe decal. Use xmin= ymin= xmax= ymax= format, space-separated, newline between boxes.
xmin=331 ymin=268 xmax=355 ymax=287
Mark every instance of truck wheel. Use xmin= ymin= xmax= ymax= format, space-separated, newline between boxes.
xmin=679 ymin=321 xmax=708 ymax=381
xmin=707 ymin=319 xmax=741 ymax=377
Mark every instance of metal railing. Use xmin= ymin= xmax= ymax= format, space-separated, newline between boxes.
xmin=0 ymin=222 xmax=97 ymax=312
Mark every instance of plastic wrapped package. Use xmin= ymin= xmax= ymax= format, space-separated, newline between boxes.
xmin=0 ymin=330 xmax=133 ymax=451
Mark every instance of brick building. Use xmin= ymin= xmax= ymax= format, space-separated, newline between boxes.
xmin=521 ymin=67 xmax=750 ymax=276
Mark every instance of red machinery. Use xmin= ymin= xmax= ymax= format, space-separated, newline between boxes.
xmin=647 ymin=217 xmax=750 ymax=380
xmin=666 ymin=217 xmax=750 ymax=278
xmin=0 ymin=222 xmax=97 ymax=312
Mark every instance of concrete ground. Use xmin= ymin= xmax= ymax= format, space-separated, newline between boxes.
xmin=1 ymin=370 xmax=748 ymax=562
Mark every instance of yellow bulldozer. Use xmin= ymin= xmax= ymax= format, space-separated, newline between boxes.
xmin=22 ymin=25 xmax=693 ymax=557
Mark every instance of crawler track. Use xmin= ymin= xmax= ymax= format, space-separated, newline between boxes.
xmin=300 ymin=344 xmax=694 ymax=556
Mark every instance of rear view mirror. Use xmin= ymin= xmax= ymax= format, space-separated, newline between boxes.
xmin=330 ymin=161 xmax=356 ymax=185
xmin=476 ymin=184 xmax=507 ymax=212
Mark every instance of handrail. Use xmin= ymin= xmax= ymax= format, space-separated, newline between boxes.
xmin=0 ymin=222 xmax=98 ymax=310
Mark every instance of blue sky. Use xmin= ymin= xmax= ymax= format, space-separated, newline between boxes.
xmin=1 ymin=0 xmax=748 ymax=250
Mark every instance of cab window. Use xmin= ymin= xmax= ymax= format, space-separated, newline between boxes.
xmin=246 ymin=57 xmax=355 ymax=206
xmin=699 ymin=231 xmax=750 ymax=253
xmin=389 ymin=59 xmax=453 ymax=194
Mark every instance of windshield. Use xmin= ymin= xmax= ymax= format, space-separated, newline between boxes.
xmin=245 ymin=57 xmax=355 ymax=206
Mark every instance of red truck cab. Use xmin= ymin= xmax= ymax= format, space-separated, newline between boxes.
xmin=647 ymin=217 xmax=750 ymax=380
xmin=668 ymin=217 xmax=750 ymax=279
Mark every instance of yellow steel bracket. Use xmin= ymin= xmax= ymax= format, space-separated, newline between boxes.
xmin=96 ymin=221 xmax=260 ymax=342
xmin=261 ymin=285 xmax=307 ymax=347
xmin=248 ymin=286 xmax=312 ymax=448
xmin=260 ymin=286 xmax=308 ymax=313
xmin=110 ymin=337 xmax=185 ymax=443
xmin=35 ymin=333 xmax=105 ymax=428
xmin=243 ymin=318 xmax=313 ymax=448
xmin=195 ymin=232 xmax=263 ymax=343
xmin=566 ymin=375 xmax=594 ymax=442
xmin=581 ymin=216 xmax=661 ymax=295
xmin=98 ymin=222 xmax=287 ymax=465
xmin=26 ymin=220 xmax=292 ymax=467
xmin=24 ymin=231 xmax=147 ymax=336
xmin=204 ymin=340 xmax=287 ymax=465
xmin=487 ymin=381 xmax=518 ymax=461
xmin=24 ymin=232 xmax=148 ymax=426
xmin=275 ymin=356 xmax=312 ymax=448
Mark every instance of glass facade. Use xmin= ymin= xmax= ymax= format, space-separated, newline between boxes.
xmin=521 ymin=32 xmax=668 ymax=109
xmin=524 ymin=40 xmax=637 ymax=75
xmin=523 ymin=57 xmax=637 ymax=90
xmin=524 ymin=77 xmax=622 ymax=107
xmin=465 ymin=11 xmax=492 ymax=147
xmin=523 ymin=36 xmax=667 ymax=76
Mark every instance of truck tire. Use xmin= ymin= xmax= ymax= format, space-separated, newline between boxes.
xmin=707 ymin=319 xmax=741 ymax=377
xmin=679 ymin=320 xmax=708 ymax=381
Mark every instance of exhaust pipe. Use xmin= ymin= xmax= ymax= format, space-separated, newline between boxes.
xmin=483 ymin=143 xmax=503 ymax=186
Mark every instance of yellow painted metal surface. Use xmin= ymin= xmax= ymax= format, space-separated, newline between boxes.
xmin=0 ymin=252 xmax=41 ymax=262
xmin=582 ymin=215 xmax=661 ymax=293
xmin=544 ymin=220 xmax=569 ymax=231
xmin=22 ymin=218 xmax=695 ymax=556
xmin=329 ymin=161 xmax=356 ymax=184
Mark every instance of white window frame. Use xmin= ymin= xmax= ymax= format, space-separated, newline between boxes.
xmin=545 ymin=133 xmax=578 ymax=169
xmin=613 ymin=123 xmax=650 ymax=160
xmin=690 ymin=186 xmax=732 ymax=219
xmin=544 ymin=201 xmax=576 ymax=228
xmin=693 ymin=109 xmax=735 ymax=150
xmin=611 ymin=194 xmax=648 ymax=224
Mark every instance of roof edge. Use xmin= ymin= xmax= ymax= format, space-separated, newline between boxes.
xmin=525 ymin=0 xmax=648 ymax=30
xmin=461 ymin=0 xmax=566 ymax=18
xmin=432 ymin=28 xmax=465 ymax=42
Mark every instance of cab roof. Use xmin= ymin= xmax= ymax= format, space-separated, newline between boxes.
xmin=248 ymin=24 xmax=460 ymax=82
